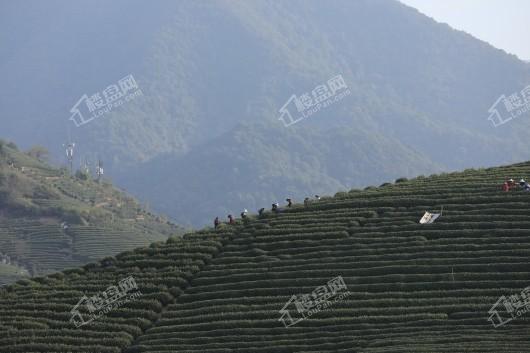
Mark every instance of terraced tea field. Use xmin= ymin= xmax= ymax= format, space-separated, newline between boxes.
xmin=2 ymin=162 xmax=530 ymax=352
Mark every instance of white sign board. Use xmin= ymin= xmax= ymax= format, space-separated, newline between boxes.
xmin=419 ymin=212 xmax=441 ymax=224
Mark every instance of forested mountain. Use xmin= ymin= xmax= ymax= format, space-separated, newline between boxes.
xmin=1 ymin=0 xmax=529 ymax=226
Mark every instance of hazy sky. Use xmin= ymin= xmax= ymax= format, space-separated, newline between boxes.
xmin=399 ymin=0 xmax=530 ymax=61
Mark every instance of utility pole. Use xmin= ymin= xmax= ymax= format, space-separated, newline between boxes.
xmin=82 ymin=156 xmax=91 ymax=175
xmin=96 ymin=159 xmax=104 ymax=182
xmin=63 ymin=142 xmax=75 ymax=175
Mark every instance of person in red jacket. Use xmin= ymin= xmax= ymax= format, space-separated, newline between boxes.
xmin=228 ymin=214 xmax=236 ymax=225
xmin=502 ymin=181 xmax=510 ymax=192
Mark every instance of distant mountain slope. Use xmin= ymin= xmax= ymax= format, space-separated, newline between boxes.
xmin=95 ymin=0 xmax=530 ymax=226
xmin=121 ymin=121 xmax=442 ymax=226
xmin=2 ymin=161 xmax=530 ymax=352
xmin=1 ymin=0 xmax=530 ymax=227
xmin=0 ymin=140 xmax=183 ymax=285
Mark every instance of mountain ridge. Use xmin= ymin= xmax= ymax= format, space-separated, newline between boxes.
xmin=1 ymin=0 xmax=530 ymax=227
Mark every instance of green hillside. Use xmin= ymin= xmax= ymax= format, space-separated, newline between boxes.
xmin=0 ymin=140 xmax=182 ymax=285
xmin=2 ymin=161 xmax=530 ymax=352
